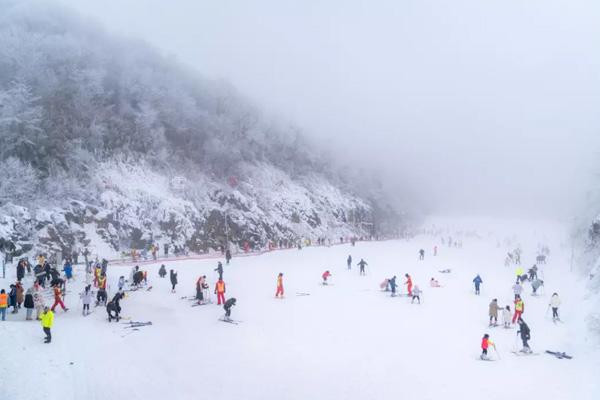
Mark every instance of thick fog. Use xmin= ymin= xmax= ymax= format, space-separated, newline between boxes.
xmin=57 ymin=0 xmax=600 ymax=219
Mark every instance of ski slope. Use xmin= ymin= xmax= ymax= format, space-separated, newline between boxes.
xmin=1 ymin=218 xmax=598 ymax=400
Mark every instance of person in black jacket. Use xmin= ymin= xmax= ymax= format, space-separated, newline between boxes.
xmin=214 ymin=262 xmax=224 ymax=280
xmin=8 ymin=284 xmax=18 ymax=314
xmin=223 ymin=298 xmax=236 ymax=320
xmin=517 ymin=318 xmax=531 ymax=353
xmin=24 ymin=288 xmax=35 ymax=320
xmin=16 ymin=261 xmax=25 ymax=282
xmin=225 ymin=249 xmax=232 ymax=265
xmin=170 ymin=270 xmax=178 ymax=293
xmin=107 ymin=292 xmax=124 ymax=322
xmin=158 ymin=264 xmax=167 ymax=278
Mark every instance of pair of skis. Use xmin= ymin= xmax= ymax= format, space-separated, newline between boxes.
xmin=219 ymin=317 xmax=242 ymax=325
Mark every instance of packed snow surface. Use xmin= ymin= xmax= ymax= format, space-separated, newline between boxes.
xmin=1 ymin=217 xmax=599 ymax=400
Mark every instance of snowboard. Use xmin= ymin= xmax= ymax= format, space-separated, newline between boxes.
xmin=191 ymin=302 xmax=209 ymax=307
xmin=296 ymin=292 xmax=310 ymax=296
xmin=477 ymin=356 xmax=496 ymax=362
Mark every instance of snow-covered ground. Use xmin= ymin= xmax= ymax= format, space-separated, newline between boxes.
xmin=1 ymin=217 xmax=599 ymax=400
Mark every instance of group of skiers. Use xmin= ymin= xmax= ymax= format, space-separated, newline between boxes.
xmin=479 ymin=248 xmax=563 ymax=360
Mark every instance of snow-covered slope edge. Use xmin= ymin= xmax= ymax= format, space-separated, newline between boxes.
xmin=0 ymin=160 xmax=380 ymax=259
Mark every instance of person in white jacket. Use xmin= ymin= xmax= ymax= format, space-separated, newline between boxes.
xmin=512 ymin=282 xmax=523 ymax=299
xmin=33 ymin=283 xmax=45 ymax=321
xmin=80 ymin=285 xmax=94 ymax=316
xmin=502 ymin=305 xmax=512 ymax=328
xmin=549 ymin=293 xmax=561 ymax=321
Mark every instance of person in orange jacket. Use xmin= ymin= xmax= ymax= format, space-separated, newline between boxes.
xmin=0 ymin=289 xmax=8 ymax=321
xmin=215 ymin=278 xmax=226 ymax=305
xmin=480 ymin=333 xmax=496 ymax=360
xmin=405 ymin=274 xmax=413 ymax=296
xmin=275 ymin=273 xmax=284 ymax=298
xmin=50 ymin=284 xmax=68 ymax=312
xmin=322 ymin=270 xmax=332 ymax=285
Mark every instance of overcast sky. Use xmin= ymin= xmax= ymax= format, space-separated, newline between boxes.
xmin=57 ymin=0 xmax=600 ymax=219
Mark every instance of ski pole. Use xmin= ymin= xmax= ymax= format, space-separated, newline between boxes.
xmin=494 ymin=346 xmax=501 ymax=360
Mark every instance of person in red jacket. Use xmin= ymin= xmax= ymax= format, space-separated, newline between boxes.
xmin=322 ymin=270 xmax=332 ymax=285
xmin=480 ymin=333 xmax=496 ymax=360
xmin=215 ymin=278 xmax=226 ymax=305
xmin=50 ymin=284 xmax=68 ymax=312
xmin=275 ymin=273 xmax=284 ymax=298
xmin=405 ymin=274 xmax=413 ymax=296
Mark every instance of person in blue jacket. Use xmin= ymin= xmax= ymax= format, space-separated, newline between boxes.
xmin=389 ymin=276 xmax=398 ymax=297
xmin=473 ymin=274 xmax=483 ymax=295
xmin=63 ymin=261 xmax=73 ymax=281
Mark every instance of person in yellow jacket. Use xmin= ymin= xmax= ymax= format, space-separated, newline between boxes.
xmin=0 ymin=289 xmax=8 ymax=321
xmin=515 ymin=266 xmax=525 ymax=283
xmin=40 ymin=306 xmax=54 ymax=343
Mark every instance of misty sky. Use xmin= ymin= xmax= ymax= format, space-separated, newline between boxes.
xmin=57 ymin=0 xmax=600 ymax=218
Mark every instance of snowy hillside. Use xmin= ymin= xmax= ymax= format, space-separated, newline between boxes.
xmin=1 ymin=217 xmax=598 ymax=400
xmin=0 ymin=1 xmax=400 ymax=258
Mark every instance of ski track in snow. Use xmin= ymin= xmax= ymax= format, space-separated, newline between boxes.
xmin=1 ymin=217 xmax=599 ymax=400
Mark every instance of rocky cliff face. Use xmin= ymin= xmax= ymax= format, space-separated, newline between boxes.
xmin=0 ymin=161 xmax=377 ymax=260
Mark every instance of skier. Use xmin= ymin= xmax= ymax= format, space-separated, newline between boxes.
xmin=275 ymin=273 xmax=284 ymax=298
xmin=473 ymin=274 xmax=482 ymax=295
xmin=118 ymin=276 xmax=126 ymax=291
xmin=433 ymin=246 xmax=438 ymax=256
xmin=80 ymin=285 xmax=93 ymax=316
xmin=322 ymin=270 xmax=332 ymax=285
xmin=164 ymin=243 xmax=169 ymax=257
xmin=33 ymin=283 xmax=44 ymax=320
xmin=512 ymin=295 xmax=524 ymax=323
xmin=129 ymin=265 xmax=139 ymax=285
xmin=223 ymin=297 xmax=236 ymax=321
xmin=215 ymin=278 xmax=226 ymax=305
xmin=16 ymin=261 xmax=25 ymax=282
xmin=24 ymin=288 xmax=34 ymax=320
xmin=515 ymin=266 xmax=525 ymax=283
xmin=7 ymin=284 xmax=17 ymax=313
xmin=411 ymin=285 xmax=422 ymax=304
xmin=63 ymin=261 xmax=73 ymax=281
xmin=170 ymin=269 xmax=178 ymax=293
xmin=502 ymin=305 xmax=512 ymax=328
xmin=430 ymin=278 xmax=441 ymax=287
xmin=347 ymin=255 xmax=352 ymax=270
xmin=512 ymin=281 xmax=523 ymax=299
xmin=419 ymin=249 xmax=425 ymax=260
xmin=357 ymin=259 xmax=368 ymax=276
xmin=389 ymin=276 xmax=398 ymax=297
xmin=16 ymin=282 xmax=24 ymax=310
xmin=528 ymin=265 xmax=538 ymax=281
xmin=106 ymin=292 xmax=124 ymax=322
xmin=214 ymin=262 xmax=224 ymax=280
xmin=158 ymin=264 xmax=167 ymax=278
xmin=405 ymin=274 xmax=413 ymax=296
xmin=480 ymin=333 xmax=496 ymax=360
xmin=225 ymin=249 xmax=232 ymax=265
xmin=195 ymin=275 xmax=207 ymax=304
xmin=531 ymin=279 xmax=544 ymax=296
xmin=549 ymin=293 xmax=561 ymax=321
xmin=40 ymin=306 xmax=54 ymax=343
xmin=0 ymin=289 xmax=7 ymax=321
xmin=50 ymin=284 xmax=68 ymax=312
xmin=489 ymin=299 xmax=501 ymax=326
xmin=517 ymin=318 xmax=531 ymax=353
xmin=96 ymin=282 xmax=107 ymax=307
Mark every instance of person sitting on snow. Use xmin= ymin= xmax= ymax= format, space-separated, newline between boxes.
xmin=430 ymin=278 xmax=441 ymax=287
